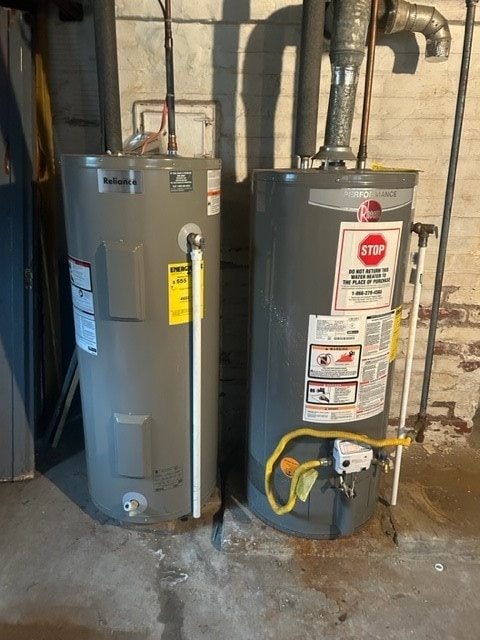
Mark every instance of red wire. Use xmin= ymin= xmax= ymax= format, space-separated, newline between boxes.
xmin=140 ymin=99 xmax=168 ymax=155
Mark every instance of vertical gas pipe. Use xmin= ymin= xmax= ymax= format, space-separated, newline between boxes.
xmin=416 ymin=0 xmax=478 ymax=442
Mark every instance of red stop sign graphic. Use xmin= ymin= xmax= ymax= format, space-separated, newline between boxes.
xmin=358 ymin=233 xmax=387 ymax=266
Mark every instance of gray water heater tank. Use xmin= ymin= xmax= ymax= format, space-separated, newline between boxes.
xmin=247 ymin=168 xmax=418 ymax=539
xmin=61 ymin=154 xmax=221 ymax=523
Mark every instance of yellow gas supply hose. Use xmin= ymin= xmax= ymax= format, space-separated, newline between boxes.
xmin=265 ymin=428 xmax=412 ymax=516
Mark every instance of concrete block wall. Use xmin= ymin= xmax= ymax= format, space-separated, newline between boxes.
xmin=115 ymin=0 xmax=480 ymax=442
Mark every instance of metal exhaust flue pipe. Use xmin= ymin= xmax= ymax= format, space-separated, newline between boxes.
xmin=93 ymin=0 xmax=123 ymax=154
xmin=317 ymin=0 xmax=449 ymax=166
xmin=379 ymin=0 xmax=451 ymax=61
xmin=316 ymin=0 xmax=371 ymax=163
xmin=295 ymin=0 xmax=326 ymax=168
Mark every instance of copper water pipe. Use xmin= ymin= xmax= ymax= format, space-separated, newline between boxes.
xmin=164 ymin=0 xmax=178 ymax=155
xmin=357 ymin=0 xmax=379 ymax=169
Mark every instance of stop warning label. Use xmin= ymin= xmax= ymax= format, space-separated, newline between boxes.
xmin=332 ymin=222 xmax=403 ymax=314
xmin=358 ymin=233 xmax=387 ymax=266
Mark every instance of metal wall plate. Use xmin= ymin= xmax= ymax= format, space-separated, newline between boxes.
xmin=131 ymin=99 xmax=217 ymax=158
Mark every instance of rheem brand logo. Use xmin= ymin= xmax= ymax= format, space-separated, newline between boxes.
xmin=357 ymin=199 xmax=382 ymax=222
xmin=358 ymin=233 xmax=387 ymax=267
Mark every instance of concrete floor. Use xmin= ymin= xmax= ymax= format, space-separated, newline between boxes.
xmin=1 ymin=427 xmax=480 ymax=640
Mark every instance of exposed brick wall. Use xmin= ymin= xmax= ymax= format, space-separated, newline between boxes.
xmin=116 ymin=1 xmax=480 ymax=440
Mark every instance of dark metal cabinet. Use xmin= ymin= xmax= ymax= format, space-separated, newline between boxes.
xmin=0 ymin=9 xmax=35 ymax=480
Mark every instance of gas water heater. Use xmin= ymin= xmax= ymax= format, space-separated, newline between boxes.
xmin=61 ymin=154 xmax=221 ymax=523
xmin=247 ymin=168 xmax=418 ymax=538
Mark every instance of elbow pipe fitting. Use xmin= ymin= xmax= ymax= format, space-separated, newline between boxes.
xmin=379 ymin=0 xmax=451 ymax=61
xmin=187 ymin=233 xmax=205 ymax=251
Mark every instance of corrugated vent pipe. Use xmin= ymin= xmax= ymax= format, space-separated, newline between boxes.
xmin=316 ymin=0 xmax=451 ymax=164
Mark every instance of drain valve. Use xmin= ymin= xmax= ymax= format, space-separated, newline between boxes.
xmin=122 ymin=492 xmax=148 ymax=518
xmin=124 ymin=499 xmax=140 ymax=517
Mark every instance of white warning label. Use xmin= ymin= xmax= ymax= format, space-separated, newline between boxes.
xmin=73 ymin=307 xmax=98 ymax=356
xmin=207 ymin=169 xmax=221 ymax=216
xmin=303 ymin=311 xmax=395 ymax=423
xmin=69 ymin=256 xmax=97 ymax=356
xmin=332 ymin=221 xmax=403 ymax=314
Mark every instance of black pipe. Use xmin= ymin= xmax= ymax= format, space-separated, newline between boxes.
xmin=415 ymin=0 xmax=478 ymax=443
xmin=92 ymin=0 xmax=123 ymax=154
xmin=294 ymin=0 xmax=325 ymax=165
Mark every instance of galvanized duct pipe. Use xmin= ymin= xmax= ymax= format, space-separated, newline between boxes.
xmin=316 ymin=0 xmax=449 ymax=164
xmin=295 ymin=0 xmax=326 ymax=167
xmin=378 ymin=0 xmax=451 ymax=61
xmin=316 ymin=0 xmax=371 ymax=162
xmin=93 ymin=0 xmax=123 ymax=154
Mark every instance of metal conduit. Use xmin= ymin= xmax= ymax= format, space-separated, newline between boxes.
xmin=415 ymin=0 xmax=478 ymax=442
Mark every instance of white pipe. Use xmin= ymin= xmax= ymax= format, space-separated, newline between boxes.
xmin=190 ymin=244 xmax=203 ymax=518
xmin=390 ymin=243 xmax=427 ymax=506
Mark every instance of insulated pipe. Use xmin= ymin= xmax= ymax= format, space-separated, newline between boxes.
xmin=294 ymin=0 xmax=326 ymax=166
xmin=379 ymin=0 xmax=451 ymax=61
xmin=415 ymin=0 xmax=478 ymax=443
xmin=316 ymin=0 xmax=371 ymax=162
xmin=391 ymin=224 xmax=436 ymax=506
xmin=92 ymin=0 xmax=123 ymax=154
xmin=188 ymin=233 xmax=205 ymax=518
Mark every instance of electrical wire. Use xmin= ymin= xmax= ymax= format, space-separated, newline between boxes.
xmin=265 ymin=428 xmax=412 ymax=516
xmin=157 ymin=0 xmax=166 ymax=18
xmin=140 ymin=99 xmax=168 ymax=154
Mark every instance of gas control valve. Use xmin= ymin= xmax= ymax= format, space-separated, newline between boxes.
xmin=333 ymin=439 xmax=373 ymax=475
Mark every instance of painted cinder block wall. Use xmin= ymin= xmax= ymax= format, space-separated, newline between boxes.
xmin=115 ymin=0 xmax=480 ymax=443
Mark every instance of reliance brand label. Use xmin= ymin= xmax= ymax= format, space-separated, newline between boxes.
xmin=97 ymin=169 xmax=144 ymax=194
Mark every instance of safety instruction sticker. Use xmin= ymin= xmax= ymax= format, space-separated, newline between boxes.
xmin=308 ymin=344 xmax=361 ymax=379
xmin=69 ymin=256 xmax=97 ymax=355
xmin=332 ymin=221 xmax=403 ymax=314
xmin=168 ymin=261 xmax=204 ymax=325
xmin=303 ymin=311 xmax=395 ymax=423
xmin=207 ymin=169 xmax=221 ymax=216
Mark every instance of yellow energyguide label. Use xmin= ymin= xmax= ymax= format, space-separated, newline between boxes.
xmin=168 ymin=261 xmax=204 ymax=325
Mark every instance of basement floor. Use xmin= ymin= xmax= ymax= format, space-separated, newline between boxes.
xmin=1 ymin=424 xmax=480 ymax=640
